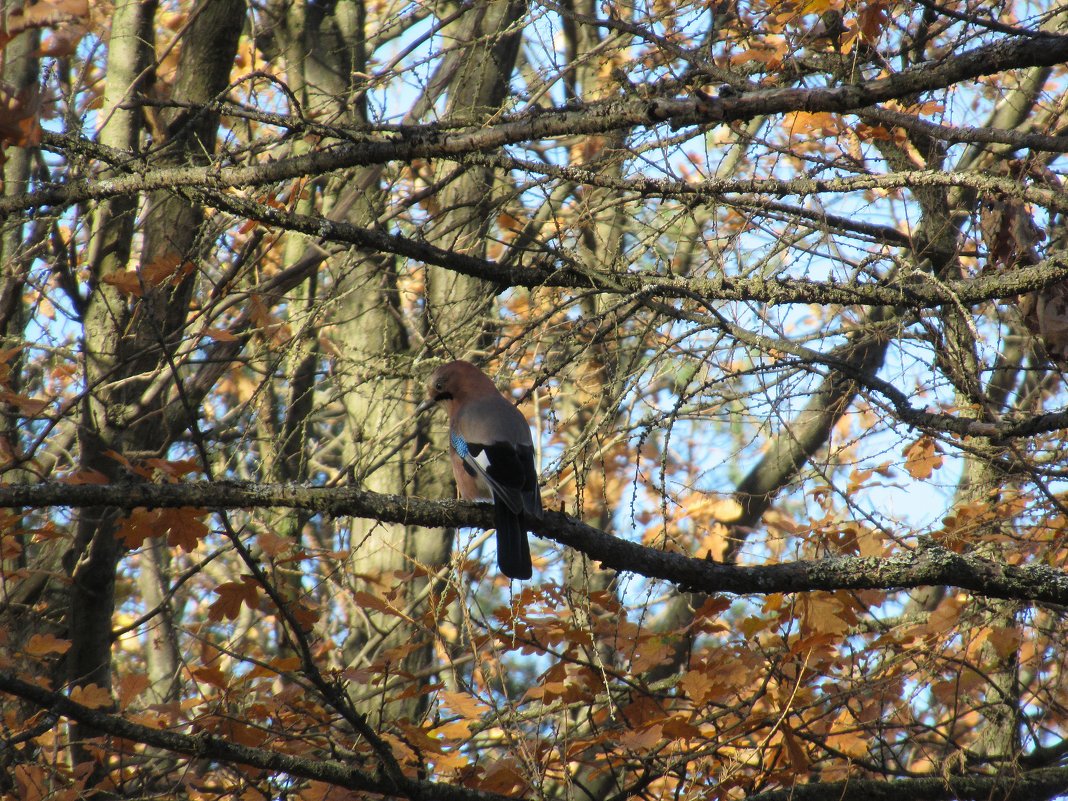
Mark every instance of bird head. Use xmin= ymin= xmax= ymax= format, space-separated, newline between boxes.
xmin=422 ymin=360 xmax=501 ymax=417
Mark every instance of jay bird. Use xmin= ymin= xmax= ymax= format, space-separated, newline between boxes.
xmin=425 ymin=360 xmax=542 ymax=580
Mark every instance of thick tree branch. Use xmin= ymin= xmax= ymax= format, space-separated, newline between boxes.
xmin=13 ymin=138 xmax=1068 ymax=223
xmin=6 ymin=32 xmax=1068 ymax=222
xmin=4 ymin=481 xmax=1068 ymax=605
xmin=143 ymin=187 xmax=1068 ymax=312
xmin=858 ymin=106 xmax=1068 ymax=153
xmin=645 ymin=32 xmax=1068 ymax=126
xmin=13 ymin=165 xmax=1068 ymax=314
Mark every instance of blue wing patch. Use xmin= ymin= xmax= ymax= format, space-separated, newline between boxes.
xmin=450 ymin=430 xmax=469 ymax=459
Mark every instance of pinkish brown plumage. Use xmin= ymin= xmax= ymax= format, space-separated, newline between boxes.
xmin=426 ymin=360 xmax=542 ymax=579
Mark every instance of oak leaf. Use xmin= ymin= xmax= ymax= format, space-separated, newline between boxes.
xmin=903 ymin=436 xmax=943 ymax=480
xmin=191 ymin=665 xmax=227 ymax=690
xmin=780 ymin=725 xmax=811 ymax=772
xmin=351 ymin=590 xmax=410 ymax=621
xmin=59 ymin=468 xmax=109 ymax=485
xmin=680 ymin=670 xmax=717 ymax=705
xmin=618 ymin=723 xmax=663 ymax=751
xmin=287 ymin=599 xmax=320 ymax=631
xmin=478 ymin=759 xmax=525 ymax=794
xmin=440 ymin=690 xmax=490 ymax=720
xmin=100 ymin=269 xmax=144 ymax=296
xmin=246 ymin=657 xmax=301 ymax=680
xmin=430 ymin=719 xmax=473 ymax=740
xmin=25 ymin=633 xmax=72 ymax=657
xmin=13 ymin=764 xmax=47 ymax=801
xmin=117 ymin=507 xmax=209 ymax=552
xmin=208 ymin=575 xmax=261 ymax=621
xmin=117 ymin=673 xmax=150 ymax=708
xmin=203 ymin=326 xmax=240 ymax=342
xmin=141 ymin=253 xmax=194 ymax=288
xmin=70 ymin=683 xmax=112 ymax=709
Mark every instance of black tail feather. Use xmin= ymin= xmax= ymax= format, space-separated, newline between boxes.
xmin=493 ymin=499 xmax=532 ymax=580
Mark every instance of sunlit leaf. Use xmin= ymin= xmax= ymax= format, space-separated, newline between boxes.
xmin=25 ymin=633 xmax=71 ymax=657
xmin=439 ymin=690 xmax=490 ymax=720
xmin=69 ymin=683 xmax=112 ymax=709
xmin=618 ymin=723 xmax=663 ymax=751
xmin=208 ymin=575 xmax=261 ymax=621
xmin=191 ymin=665 xmax=227 ymax=690
xmin=903 ymin=436 xmax=943 ymax=480
xmin=116 ymin=674 xmax=150 ymax=709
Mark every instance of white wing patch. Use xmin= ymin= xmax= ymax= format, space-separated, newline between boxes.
xmin=452 ymin=432 xmax=525 ymax=515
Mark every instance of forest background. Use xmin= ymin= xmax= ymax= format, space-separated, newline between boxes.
xmin=3 ymin=1 xmax=1068 ymax=800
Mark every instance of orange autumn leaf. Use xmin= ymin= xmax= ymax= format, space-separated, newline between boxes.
xmin=394 ymin=720 xmax=447 ymax=754
xmin=855 ymin=123 xmax=893 ymax=141
xmin=203 ymin=326 xmax=239 ymax=342
xmin=287 ymin=599 xmax=320 ymax=632
xmin=117 ymin=507 xmax=209 ymax=552
xmin=257 ymin=529 xmax=292 ymax=558
xmin=12 ymin=763 xmax=48 ymax=801
xmin=141 ymin=457 xmax=200 ymax=479
xmin=100 ymin=269 xmax=144 ymax=296
xmin=101 ymin=256 xmax=193 ymax=297
xmin=351 ymin=590 xmax=410 ymax=621
xmin=662 ymin=715 xmax=701 ymax=739
xmin=161 ymin=507 xmax=209 ymax=552
xmin=0 ymin=390 xmax=49 ymax=417
xmin=430 ymin=748 xmax=469 ymax=773
xmin=478 ymin=760 xmax=525 ymax=794
xmin=116 ymin=507 xmax=155 ymax=548
xmin=903 ymin=435 xmax=943 ymax=480
xmin=141 ymin=253 xmax=194 ymax=288
xmin=15 ymin=0 xmax=88 ymax=26
xmin=60 ymin=468 xmax=109 ymax=485
xmin=0 ymin=0 xmax=88 ymax=52
xmin=429 ymin=719 xmax=473 ymax=740
xmin=628 ymin=637 xmax=672 ymax=673
xmin=215 ymin=718 xmax=267 ymax=747
xmin=70 ymin=683 xmax=112 ymax=709
xmin=25 ymin=633 xmax=72 ymax=657
xmin=857 ymin=0 xmax=890 ymax=42
xmin=116 ymin=673 xmax=150 ymax=709
xmin=0 ymin=85 xmax=42 ymax=145
xmin=986 ymin=626 xmax=1023 ymax=660
xmin=191 ymin=665 xmax=227 ymax=690
xmin=679 ymin=669 xmax=717 ymax=705
xmin=439 ymin=690 xmax=490 ymax=720
xmin=787 ymin=110 xmax=840 ymax=137
xmin=781 ymin=725 xmax=811 ymax=772
xmin=618 ymin=723 xmax=664 ymax=751
xmin=799 ymin=592 xmax=854 ymax=636
xmin=245 ymin=657 xmax=302 ymax=681
xmin=208 ymin=575 xmax=262 ymax=621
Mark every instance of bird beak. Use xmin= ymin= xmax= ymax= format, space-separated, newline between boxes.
xmin=415 ymin=398 xmax=435 ymax=415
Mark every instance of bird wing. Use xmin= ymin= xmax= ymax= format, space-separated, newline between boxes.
xmin=520 ymin=448 xmax=543 ymax=519
xmin=451 ymin=431 xmax=526 ymax=514
xmin=451 ymin=394 xmax=542 ymax=518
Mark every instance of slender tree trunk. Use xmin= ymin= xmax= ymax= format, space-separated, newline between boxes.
xmin=68 ymin=0 xmax=245 ymax=769
xmin=0 ymin=0 xmax=39 ymax=627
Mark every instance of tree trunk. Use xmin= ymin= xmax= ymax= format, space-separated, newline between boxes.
xmin=67 ymin=0 xmax=245 ymax=769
